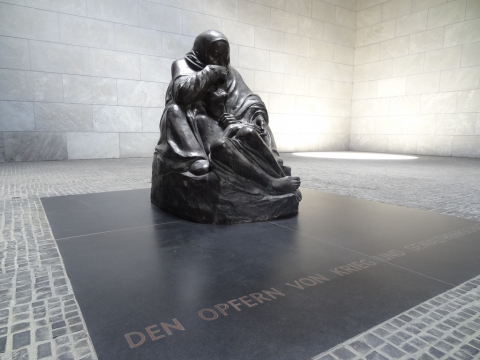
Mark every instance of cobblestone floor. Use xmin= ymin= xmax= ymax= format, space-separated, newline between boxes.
xmin=313 ymin=276 xmax=480 ymax=360
xmin=0 ymin=153 xmax=479 ymax=359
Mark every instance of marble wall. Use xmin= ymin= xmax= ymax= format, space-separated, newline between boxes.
xmin=1 ymin=0 xmax=478 ymax=161
xmin=0 ymin=0 xmax=356 ymax=161
xmin=351 ymin=0 xmax=480 ymax=158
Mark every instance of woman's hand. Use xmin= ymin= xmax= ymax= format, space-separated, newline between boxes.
xmin=207 ymin=65 xmax=228 ymax=84
xmin=253 ymin=115 xmax=267 ymax=136
xmin=218 ymin=113 xmax=237 ymax=129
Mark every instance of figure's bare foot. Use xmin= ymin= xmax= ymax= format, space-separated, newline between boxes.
xmin=190 ymin=160 xmax=210 ymax=176
xmin=267 ymin=176 xmax=301 ymax=194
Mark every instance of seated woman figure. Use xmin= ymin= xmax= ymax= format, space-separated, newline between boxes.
xmin=151 ymin=30 xmax=301 ymax=224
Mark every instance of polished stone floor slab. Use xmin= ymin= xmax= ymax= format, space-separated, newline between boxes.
xmin=273 ymin=188 xmax=480 ymax=286
xmin=41 ymin=188 xmax=480 ymax=360
xmin=42 ymin=189 xmax=178 ymax=239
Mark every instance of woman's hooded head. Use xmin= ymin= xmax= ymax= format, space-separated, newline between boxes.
xmin=185 ymin=30 xmax=230 ymax=70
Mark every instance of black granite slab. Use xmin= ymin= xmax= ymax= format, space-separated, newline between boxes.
xmin=41 ymin=189 xmax=178 ymax=239
xmin=41 ymin=188 xmax=480 ymax=360
xmin=272 ymin=188 xmax=480 ymax=286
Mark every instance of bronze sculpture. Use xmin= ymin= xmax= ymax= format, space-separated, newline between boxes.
xmin=151 ymin=30 xmax=301 ymax=224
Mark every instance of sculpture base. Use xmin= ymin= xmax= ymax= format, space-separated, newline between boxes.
xmin=151 ymin=156 xmax=301 ymax=224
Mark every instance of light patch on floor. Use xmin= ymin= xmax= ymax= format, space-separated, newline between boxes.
xmin=293 ymin=152 xmax=418 ymax=160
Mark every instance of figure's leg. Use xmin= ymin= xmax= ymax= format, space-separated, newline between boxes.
xmin=235 ymin=126 xmax=284 ymax=175
xmin=210 ymin=138 xmax=300 ymax=195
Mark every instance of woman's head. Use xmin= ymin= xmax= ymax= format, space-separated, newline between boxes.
xmin=206 ymin=40 xmax=229 ymax=67
xmin=185 ymin=30 xmax=230 ymax=70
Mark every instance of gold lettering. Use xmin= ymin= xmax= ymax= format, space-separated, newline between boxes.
xmin=360 ymin=259 xmax=376 ymax=266
xmin=145 ymin=325 xmax=164 ymax=341
xmin=160 ymin=318 xmax=185 ymax=335
xmin=125 ymin=332 xmax=146 ymax=348
xmin=199 ymin=309 xmax=218 ymax=321
xmin=285 ymin=280 xmax=304 ymax=289
xmin=263 ymin=288 xmax=285 ymax=299
xmin=308 ymin=274 xmax=330 ymax=283
xmin=215 ymin=303 xmax=229 ymax=315
xmin=299 ymin=278 xmax=317 ymax=286
xmin=227 ymin=299 xmax=242 ymax=311
xmin=330 ymin=268 xmax=346 ymax=276
xmin=239 ymin=296 xmax=257 ymax=307
xmin=339 ymin=266 xmax=356 ymax=273
xmin=250 ymin=293 xmax=271 ymax=303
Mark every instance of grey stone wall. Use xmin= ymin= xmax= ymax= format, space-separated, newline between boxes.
xmin=1 ymin=0 xmax=478 ymax=161
xmin=0 ymin=0 xmax=357 ymax=161
xmin=351 ymin=0 xmax=480 ymax=158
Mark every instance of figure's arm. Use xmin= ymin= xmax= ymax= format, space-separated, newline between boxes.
xmin=172 ymin=64 xmax=228 ymax=105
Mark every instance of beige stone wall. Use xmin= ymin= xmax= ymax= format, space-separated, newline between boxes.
xmin=351 ymin=0 xmax=480 ymax=158
xmin=0 ymin=0 xmax=356 ymax=161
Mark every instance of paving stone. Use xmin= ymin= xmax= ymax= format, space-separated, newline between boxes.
xmin=0 ymin=336 xmax=6 ymax=353
xmin=401 ymin=343 xmax=418 ymax=353
xmin=52 ymin=327 xmax=68 ymax=338
xmin=444 ymin=319 xmax=459 ymax=327
xmin=469 ymin=339 xmax=480 ymax=349
xmin=458 ymin=326 xmax=476 ymax=335
xmin=428 ymin=346 xmax=445 ymax=358
xmin=420 ymin=334 xmax=437 ymax=344
xmin=414 ymin=322 xmax=428 ymax=330
xmin=366 ymin=351 xmax=388 ymax=360
xmin=399 ymin=315 xmax=412 ymax=323
xmin=391 ymin=319 xmax=405 ymax=328
xmin=415 ymin=306 xmax=429 ymax=314
xmin=349 ymin=340 xmax=372 ymax=354
xmin=57 ymin=353 xmax=75 ymax=360
xmin=56 ymin=344 xmax=72 ymax=355
xmin=405 ymin=326 xmax=421 ymax=335
xmin=12 ymin=330 xmax=30 ymax=349
xmin=379 ymin=343 xmax=405 ymax=359
xmin=435 ymin=323 xmax=450 ymax=331
xmin=65 ymin=311 xmax=78 ymax=319
xmin=466 ymin=322 xmax=480 ymax=330
xmin=35 ymin=319 xmax=48 ymax=328
xmin=388 ymin=335 xmax=403 ymax=346
xmin=74 ymin=339 xmax=89 ymax=349
xmin=11 ymin=322 xmax=29 ymax=333
xmin=396 ymin=331 xmax=412 ymax=341
xmin=331 ymin=347 xmax=355 ymax=359
xmin=418 ymin=354 xmax=434 ymax=360
xmin=80 ymin=355 xmax=95 ymax=360
xmin=434 ymin=341 xmax=454 ymax=352
xmin=314 ymin=355 xmax=335 ymax=360
xmin=55 ymin=336 xmax=70 ymax=345
xmin=427 ymin=328 xmax=443 ymax=337
xmin=70 ymin=324 xmax=84 ymax=333
xmin=37 ymin=342 xmax=52 ymax=358
xmin=363 ymin=334 xmax=385 ymax=348
xmin=67 ymin=317 xmax=81 ymax=326
xmin=373 ymin=328 xmax=389 ymax=338
xmin=76 ymin=346 xmax=92 ymax=357
xmin=12 ymin=348 xmax=29 ymax=360
xmin=453 ymin=350 xmax=474 ymax=359
xmin=52 ymin=320 xmax=66 ymax=330
xmin=460 ymin=344 xmax=479 ymax=356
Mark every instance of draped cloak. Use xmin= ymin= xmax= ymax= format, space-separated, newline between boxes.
xmin=155 ymin=30 xmax=281 ymax=183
